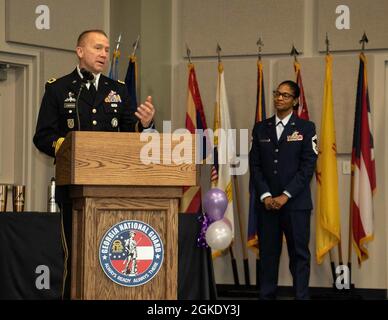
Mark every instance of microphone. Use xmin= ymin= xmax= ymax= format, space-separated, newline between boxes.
xmin=75 ymin=68 xmax=95 ymax=130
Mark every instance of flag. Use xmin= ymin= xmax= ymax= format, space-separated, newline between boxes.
xmin=124 ymin=55 xmax=138 ymax=113
xmin=109 ymin=48 xmax=120 ymax=80
xmin=315 ymin=54 xmax=341 ymax=264
xmin=294 ymin=61 xmax=310 ymax=120
xmin=211 ymin=62 xmax=235 ymax=257
xmin=351 ymin=53 xmax=376 ymax=264
xmin=247 ymin=60 xmax=266 ymax=253
xmin=180 ymin=63 xmax=209 ymax=214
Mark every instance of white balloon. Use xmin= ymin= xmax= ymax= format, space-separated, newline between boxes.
xmin=205 ymin=220 xmax=232 ymax=250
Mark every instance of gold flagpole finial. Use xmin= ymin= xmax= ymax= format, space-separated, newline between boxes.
xmin=185 ymin=43 xmax=192 ymax=64
xmin=131 ymin=35 xmax=140 ymax=57
xmin=110 ymin=33 xmax=122 ymax=71
xmin=256 ymin=37 xmax=264 ymax=61
xmin=216 ymin=43 xmax=222 ymax=63
xmin=290 ymin=44 xmax=299 ymax=62
xmin=359 ymin=32 xmax=369 ymax=52
xmin=325 ymin=32 xmax=330 ymax=55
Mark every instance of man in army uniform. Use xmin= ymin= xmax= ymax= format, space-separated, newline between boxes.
xmin=33 ymin=29 xmax=155 ymax=157
xmin=33 ymin=29 xmax=155 ymax=299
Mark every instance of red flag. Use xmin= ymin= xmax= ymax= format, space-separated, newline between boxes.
xmin=351 ymin=53 xmax=376 ymax=264
xmin=180 ymin=63 xmax=209 ymax=214
xmin=294 ymin=61 xmax=309 ymax=120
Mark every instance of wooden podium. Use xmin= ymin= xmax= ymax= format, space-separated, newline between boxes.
xmin=55 ymin=131 xmax=197 ymax=300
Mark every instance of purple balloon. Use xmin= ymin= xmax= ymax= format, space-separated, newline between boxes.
xmin=203 ymin=188 xmax=228 ymax=221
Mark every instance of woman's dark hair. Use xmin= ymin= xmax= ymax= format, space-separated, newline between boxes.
xmin=278 ymin=80 xmax=300 ymax=99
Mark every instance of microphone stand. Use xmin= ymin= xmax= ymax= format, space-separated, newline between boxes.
xmin=75 ymin=82 xmax=87 ymax=131
xmin=76 ymin=68 xmax=95 ymax=131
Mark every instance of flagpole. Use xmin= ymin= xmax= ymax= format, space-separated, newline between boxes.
xmin=326 ymin=33 xmax=336 ymax=284
xmin=109 ymin=33 xmax=122 ymax=80
xmin=290 ymin=44 xmax=299 ymax=63
xmin=131 ymin=35 xmax=140 ymax=102
xmin=185 ymin=43 xmax=192 ymax=64
xmin=325 ymin=33 xmax=340 ymax=286
xmin=347 ymin=174 xmax=354 ymax=283
xmin=335 ymin=39 xmax=344 ymax=277
xmin=131 ymin=35 xmax=140 ymax=57
xmin=216 ymin=43 xmax=240 ymax=286
xmin=232 ymin=171 xmax=250 ymax=285
xmin=291 ymin=44 xmax=299 ymax=116
xmin=338 ymin=239 xmax=343 ymax=267
xmin=255 ymin=38 xmax=264 ymax=289
xmin=348 ymin=31 xmax=369 ymax=286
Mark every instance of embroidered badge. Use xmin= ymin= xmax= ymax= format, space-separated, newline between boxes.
xmin=64 ymin=92 xmax=76 ymax=103
xmin=105 ymin=90 xmax=122 ymax=103
xmin=67 ymin=119 xmax=74 ymax=129
xmin=287 ymin=131 xmax=303 ymax=141
xmin=312 ymin=134 xmax=318 ymax=155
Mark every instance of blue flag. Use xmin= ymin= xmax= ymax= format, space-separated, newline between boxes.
xmin=124 ymin=55 xmax=138 ymax=113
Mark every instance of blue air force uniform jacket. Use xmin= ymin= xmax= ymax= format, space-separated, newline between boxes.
xmin=250 ymin=113 xmax=318 ymax=211
xmin=33 ymin=69 xmax=144 ymax=158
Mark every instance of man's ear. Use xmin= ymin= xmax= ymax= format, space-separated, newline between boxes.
xmin=76 ymin=46 xmax=83 ymax=59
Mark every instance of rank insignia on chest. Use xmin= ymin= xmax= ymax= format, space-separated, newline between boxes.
xmin=111 ymin=117 xmax=118 ymax=128
xmin=105 ymin=90 xmax=122 ymax=103
xmin=287 ymin=131 xmax=303 ymax=141
xmin=67 ymin=119 xmax=74 ymax=129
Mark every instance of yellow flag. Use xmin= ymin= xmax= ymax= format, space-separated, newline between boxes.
xmin=315 ymin=54 xmax=341 ymax=264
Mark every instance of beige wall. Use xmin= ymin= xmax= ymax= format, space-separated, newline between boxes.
xmin=109 ymin=0 xmax=141 ymax=82
xmin=6 ymin=0 xmax=105 ymax=51
xmin=181 ymin=0 xmax=304 ymax=57
xmin=318 ymin=0 xmax=388 ymax=52
xmin=139 ymin=0 xmax=172 ymax=130
xmin=0 ymin=0 xmax=387 ymax=292
xmin=110 ymin=0 xmax=172 ymax=129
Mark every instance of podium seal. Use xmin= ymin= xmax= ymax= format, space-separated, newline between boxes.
xmin=99 ymin=220 xmax=164 ymax=287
